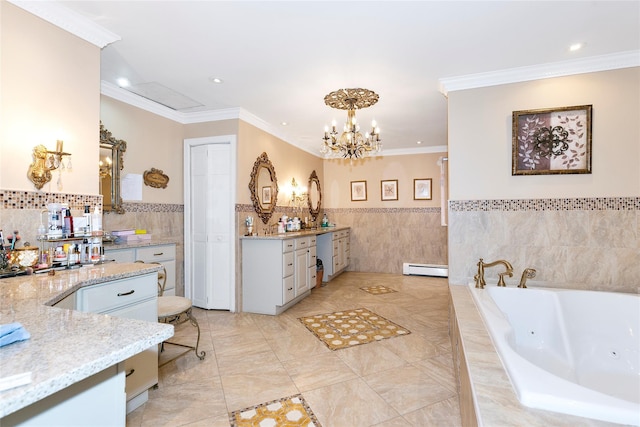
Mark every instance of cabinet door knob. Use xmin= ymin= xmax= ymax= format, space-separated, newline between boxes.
xmin=117 ymin=290 xmax=135 ymax=296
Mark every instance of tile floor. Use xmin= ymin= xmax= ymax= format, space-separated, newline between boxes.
xmin=126 ymin=272 xmax=462 ymax=427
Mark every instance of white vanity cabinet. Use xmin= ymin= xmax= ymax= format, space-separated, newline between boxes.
xmin=105 ymin=243 xmax=176 ymax=295
xmin=242 ymin=236 xmax=315 ymax=315
xmin=317 ymin=228 xmax=350 ymax=282
xmin=73 ymin=272 xmax=159 ymax=413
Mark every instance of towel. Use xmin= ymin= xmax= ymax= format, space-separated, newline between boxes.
xmin=0 ymin=322 xmax=31 ymax=347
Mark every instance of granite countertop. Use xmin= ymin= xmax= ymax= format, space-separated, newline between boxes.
xmin=0 ymin=263 xmax=174 ymax=418
xmin=239 ymin=225 xmax=349 ymax=240
xmin=102 ymin=238 xmax=178 ymax=250
xmin=448 ymin=283 xmax=613 ymax=426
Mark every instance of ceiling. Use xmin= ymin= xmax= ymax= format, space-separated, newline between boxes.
xmin=44 ymin=1 xmax=640 ymax=155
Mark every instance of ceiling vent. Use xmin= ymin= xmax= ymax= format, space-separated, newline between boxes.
xmin=124 ymin=82 xmax=203 ymax=110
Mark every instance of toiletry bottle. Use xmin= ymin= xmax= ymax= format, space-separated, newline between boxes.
xmin=91 ymin=206 xmax=102 ymax=235
xmin=322 ymin=213 xmax=328 ymax=227
xmin=83 ymin=205 xmax=92 ymax=236
xmin=63 ymin=208 xmax=74 ymax=238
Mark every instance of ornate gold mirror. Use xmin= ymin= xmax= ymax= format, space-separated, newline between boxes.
xmin=99 ymin=123 xmax=126 ymax=214
xmin=307 ymin=170 xmax=322 ymax=220
xmin=248 ymin=152 xmax=278 ymax=224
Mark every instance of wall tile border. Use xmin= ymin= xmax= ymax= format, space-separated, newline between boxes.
xmin=0 ymin=190 xmax=183 ymax=213
xmin=236 ymin=203 xmax=441 ymax=215
xmin=0 ymin=190 xmax=102 ymax=210
xmin=449 ymin=197 xmax=639 ymax=212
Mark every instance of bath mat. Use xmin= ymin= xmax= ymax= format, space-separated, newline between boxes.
xmin=360 ymin=285 xmax=397 ymax=295
xmin=299 ymin=308 xmax=410 ymax=351
xmin=229 ymin=394 xmax=321 ymax=427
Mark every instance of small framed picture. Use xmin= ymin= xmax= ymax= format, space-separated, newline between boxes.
xmin=381 ymin=179 xmax=398 ymax=201
xmin=350 ymin=180 xmax=367 ymax=201
xmin=261 ymin=186 xmax=272 ymax=205
xmin=414 ymin=178 xmax=432 ymax=200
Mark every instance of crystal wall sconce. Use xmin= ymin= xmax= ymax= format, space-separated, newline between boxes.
xmin=27 ymin=140 xmax=72 ymax=190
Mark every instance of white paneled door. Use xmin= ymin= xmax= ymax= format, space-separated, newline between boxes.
xmin=184 ymin=136 xmax=236 ymax=310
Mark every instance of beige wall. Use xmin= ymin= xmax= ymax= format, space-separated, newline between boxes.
xmin=101 ymin=97 xmax=184 ymax=203
xmin=447 ymin=67 xmax=640 ymax=293
xmin=236 ymin=121 xmax=324 ymax=207
xmin=323 ymin=153 xmax=446 ymax=208
xmin=448 ymin=68 xmax=640 ymax=200
xmin=0 ymin=2 xmax=100 ymax=194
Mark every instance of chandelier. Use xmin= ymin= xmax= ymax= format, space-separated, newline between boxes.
xmin=321 ymin=88 xmax=382 ymax=159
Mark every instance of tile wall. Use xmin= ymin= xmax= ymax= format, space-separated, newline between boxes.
xmin=448 ymin=197 xmax=640 ymax=294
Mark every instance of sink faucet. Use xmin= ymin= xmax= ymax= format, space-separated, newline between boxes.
xmin=518 ymin=268 xmax=536 ymax=288
xmin=474 ymin=258 xmax=514 ymax=288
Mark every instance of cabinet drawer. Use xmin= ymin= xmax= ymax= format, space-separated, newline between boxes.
xmin=136 ymin=245 xmax=176 ymax=262
xmin=282 ymin=240 xmax=295 ymax=253
xmin=124 ymin=347 xmax=157 ymax=398
xmin=283 ymin=275 xmax=295 ymax=304
xmin=309 ymin=236 xmax=317 ymax=246
xmin=333 ymin=241 xmax=339 ymax=254
xmin=294 ymin=237 xmax=308 ymax=250
xmin=106 ymin=248 xmax=136 ymax=263
xmin=77 ymin=274 xmax=157 ymax=314
xmin=333 ymin=256 xmax=339 ymax=270
xmin=283 ymin=251 xmax=294 ymax=277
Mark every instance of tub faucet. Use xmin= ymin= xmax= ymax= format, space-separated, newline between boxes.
xmin=518 ymin=268 xmax=536 ymax=288
xmin=474 ymin=258 xmax=514 ymax=288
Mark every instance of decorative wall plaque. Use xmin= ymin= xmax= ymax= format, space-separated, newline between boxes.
xmin=143 ymin=167 xmax=169 ymax=188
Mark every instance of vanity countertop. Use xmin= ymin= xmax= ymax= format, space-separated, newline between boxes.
xmin=0 ymin=263 xmax=174 ymax=418
xmin=103 ymin=238 xmax=178 ymax=250
xmin=239 ymin=225 xmax=349 ymax=240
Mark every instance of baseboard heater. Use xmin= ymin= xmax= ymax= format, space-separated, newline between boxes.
xmin=402 ymin=263 xmax=448 ymax=278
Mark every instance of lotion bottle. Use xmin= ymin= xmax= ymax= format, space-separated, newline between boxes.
xmin=91 ymin=206 xmax=102 ymax=235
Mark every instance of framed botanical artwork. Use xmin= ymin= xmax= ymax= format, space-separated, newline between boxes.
xmin=350 ymin=180 xmax=367 ymax=201
xmin=413 ymin=178 xmax=432 ymax=200
xmin=512 ymin=105 xmax=592 ymax=175
xmin=381 ymin=179 xmax=398 ymax=201
xmin=261 ymin=186 xmax=272 ymax=205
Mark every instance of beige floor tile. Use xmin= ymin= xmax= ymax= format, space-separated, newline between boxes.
xmin=220 ymin=367 xmax=299 ymax=412
xmin=126 ymin=273 xmax=461 ymax=426
xmin=363 ymin=364 xmax=457 ymax=415
xmin=282 ymin=352 xmax=359 ymax=392
xmin=336 ymin=340 xmax=407 ymax=377
xmin=302 ymin=378 xmax=400 ymax=426
xmin=402 ymin=396 xmax=462 ymax=427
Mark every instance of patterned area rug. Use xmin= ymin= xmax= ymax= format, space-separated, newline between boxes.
xmin=299 ymin=308 xmax=410 ymax=350
xmin=360 ymin=285 xmax=397 ymax=295
xmin=229 ymin=394 xmax=321 ymax=427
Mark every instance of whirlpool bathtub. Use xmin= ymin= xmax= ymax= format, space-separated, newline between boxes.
xmin=469 ymin=283 xmax=640 ymax=425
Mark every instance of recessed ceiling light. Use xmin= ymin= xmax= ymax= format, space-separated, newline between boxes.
xmin=281 ymin=122 xmax=289 ymax=126
xmin=209 ymin=77 xmax=223 ymax=84
xmin=569 ymin=43 xmax=583 ymax=52
xmin=417 ymin=141 xmax=422 ymax=145
xmin=117 ymin=77 xmax=130 ymax=87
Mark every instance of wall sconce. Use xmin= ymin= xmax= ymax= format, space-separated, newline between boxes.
xmin=290 ymin=177 xmax=307 ymax=210
xmin=27 ymin=140 xmax=72 ymax=190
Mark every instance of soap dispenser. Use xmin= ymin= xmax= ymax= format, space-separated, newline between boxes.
xmin=322 ymin=213 xmax=328 ymax=227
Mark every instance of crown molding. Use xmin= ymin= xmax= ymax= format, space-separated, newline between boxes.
xmin=382 ymin=145 xmax=448 ymax=156
xmin=439 ymin=50 xmax=640 ymax=96
xmin=9 ymin=0 xmax=120 ymax=48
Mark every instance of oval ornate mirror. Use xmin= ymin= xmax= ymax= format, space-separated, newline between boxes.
xmin=248 ymin=152 xmax=279 ymax=224
xmin=99 ymin=123 xmax=126 ymax=214
xmin=307 ymin=170 xmax=322 ymax=221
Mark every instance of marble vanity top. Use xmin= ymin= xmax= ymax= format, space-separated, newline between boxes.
xmin=240 ymin=225 xmax=349 ymax=240
xmin=102 ymin=237 xmax=178 ymax=250
xmin=0 ymin=263 xmax=174 ymax=418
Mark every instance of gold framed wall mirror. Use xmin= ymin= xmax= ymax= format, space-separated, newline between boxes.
xmin=99 ymin=123 xmax=126 ymax=214
xmin=248 ymin=152 xmax=278 ymax=224
xmin=307 ymin=170 xmax=322 ymax=221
